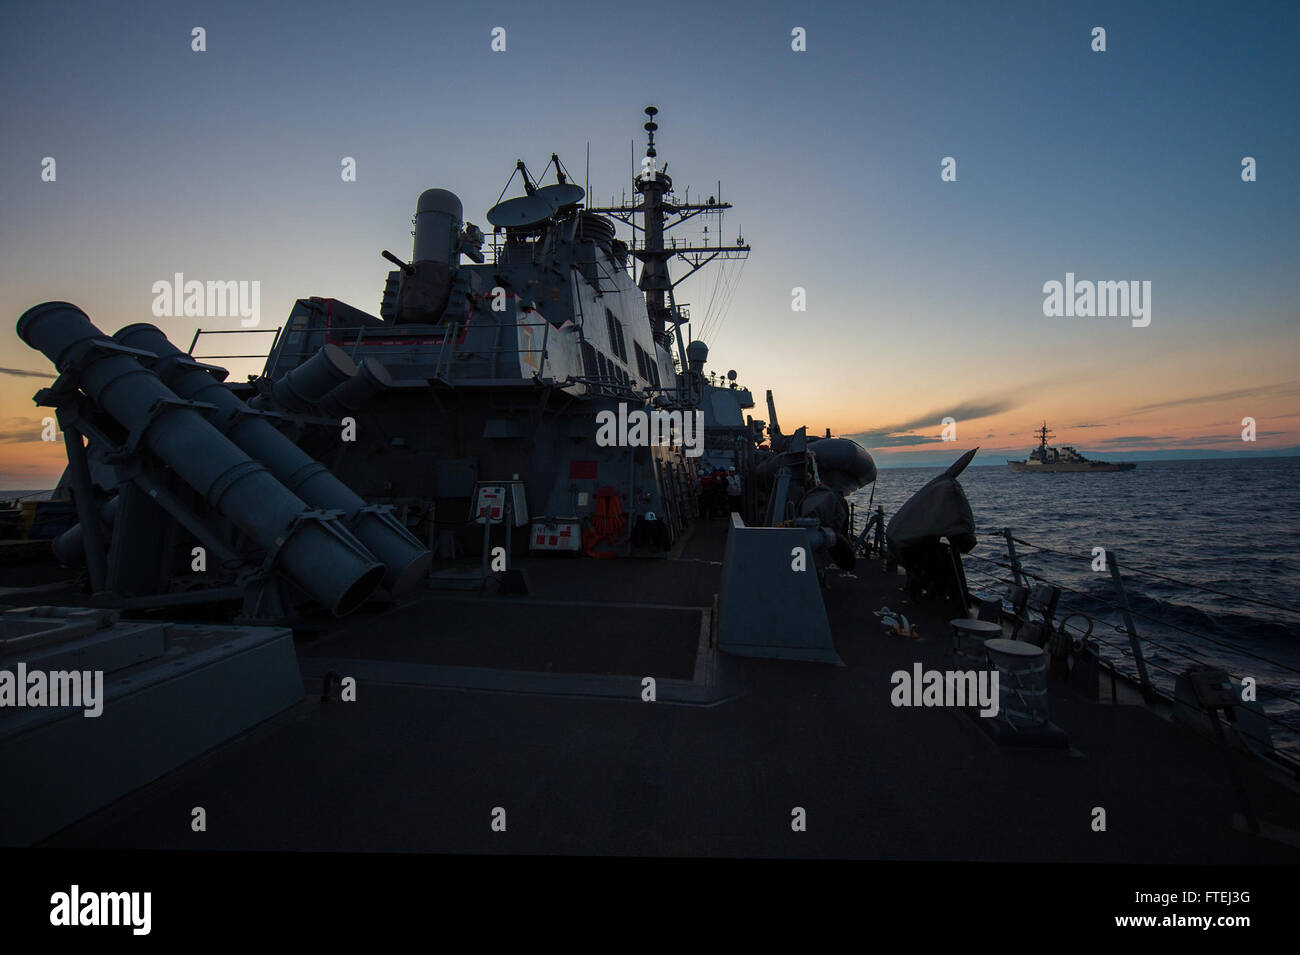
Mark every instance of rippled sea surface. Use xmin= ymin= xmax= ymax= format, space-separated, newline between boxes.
xmin=847 ymin=456 xmax=1300 ymax=756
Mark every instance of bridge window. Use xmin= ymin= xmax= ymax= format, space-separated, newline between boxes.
xmin=605 ymin=308 xmax=627 ymax=363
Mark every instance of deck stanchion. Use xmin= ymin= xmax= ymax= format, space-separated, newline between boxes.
xmin=58 ymin=417 xmax=107 ymax=594
xmin=1108 ymin=550 xmax=1155 ymax=702
xmin=1004 ymin=528 xmax=1023 ymax=587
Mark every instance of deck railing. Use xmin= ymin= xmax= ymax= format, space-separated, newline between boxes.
xmin=846 ymin=511 xmax=1300 ymax=773
xmin=969 ymin=530 xmax=1300 ymax=772
xmin=189 ymin=321 xmax=554 ymax=383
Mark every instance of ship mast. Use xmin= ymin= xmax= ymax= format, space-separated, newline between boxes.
xmin=587 ymin=106 xmax=751 ymax=347
xmin=1037 ymin=421 xmax=1053 ymax=451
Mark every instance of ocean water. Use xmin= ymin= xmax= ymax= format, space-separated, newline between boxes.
xmin=848 ymin=456 xmax=1300 ymax=755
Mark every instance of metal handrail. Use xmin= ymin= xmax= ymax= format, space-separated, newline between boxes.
xmin=960 ymin=533 xmax=1300 ymax=769
xmin=964 ymin=562 xmax=1289 ymax=683
xmin=189 ymin=321 xmax=554 ymax=371
xmin=993 ymin=536 xmax=1300 ymax=677
xmin=187 ymin=326 xmax=281 ymax=360
xmin=1008 ymin=533 xmax=1300 ymax=618
xmin=964 ymin=553 xmax=1300 ymax=693
xmin=962 ymin=561 xmax=1300 ymax=752
xmin=846 ymin=504 xmax=1300 ymax=770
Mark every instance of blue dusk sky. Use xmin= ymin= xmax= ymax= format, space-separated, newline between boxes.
xmin=1 ymin=0 xmax=1297 ymax=482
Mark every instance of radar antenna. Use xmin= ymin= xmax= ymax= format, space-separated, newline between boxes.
xmin=587 ymin=106 xmax=751 ymax=345
xmin=1037 ymin=421 xmax=1054 ymax=450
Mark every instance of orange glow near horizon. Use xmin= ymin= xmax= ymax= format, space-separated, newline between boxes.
xmin=2 ymin=287 xmax=1297 ymax=488
xmin=4 ymin=362 xmax=1297 ymax=489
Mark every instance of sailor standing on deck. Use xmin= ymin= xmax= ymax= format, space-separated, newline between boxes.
xmin=703 ymin=466 xmax=722 ymax=519
xmin=725 ymin=466 xmax=742 ymax=516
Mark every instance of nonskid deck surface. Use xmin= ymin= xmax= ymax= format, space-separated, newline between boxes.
xmin=301 ymin=598 xmax=704 ymax=681
xmin=38 ymin=519 xmax=1300 ymax=861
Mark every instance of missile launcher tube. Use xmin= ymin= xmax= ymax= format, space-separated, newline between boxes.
xmin=17 ymin=303 xmax=384 ymax=615
xmin=317 ymin=359 xmax=393 ymax=420
xmin=265 ymin=344 xmax=355 ymax=412
xmin=113 ymin=323 xmax=429 ymax=594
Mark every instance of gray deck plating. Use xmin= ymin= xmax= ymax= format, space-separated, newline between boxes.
xmin=3 ymin=620 xmax=302 ymax=846
xmin=21 ymin=521 xmax=1300 ymax=861
xmin=299 ymin=603 xmax=737 ymax=705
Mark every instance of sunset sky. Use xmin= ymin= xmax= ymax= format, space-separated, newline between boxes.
xmin=2 ymin=0 xmax=1297 ymax=486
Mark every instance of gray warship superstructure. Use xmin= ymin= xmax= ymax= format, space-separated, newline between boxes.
xmin=0 ymin=106 xmax=881 ymax=843
xmin=235 ymin=123 xmax=741 ymax=564
xmin=10 ymin=106 xmax=877 ymax=622
xmin=3 ymin=109 xmax=1298 ymax=864
xmin=21 ymin=108 xmax=770 ymax=620
xmin=1009 ymin=423 xmax=1136 ymax=472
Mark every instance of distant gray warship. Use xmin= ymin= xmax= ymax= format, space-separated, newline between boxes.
xmin=1009 ymin=423 xmax=1135 ymax=472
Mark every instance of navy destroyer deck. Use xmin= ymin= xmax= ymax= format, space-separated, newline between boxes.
xmin=34 ymin=518 xmax=1300 ymax=863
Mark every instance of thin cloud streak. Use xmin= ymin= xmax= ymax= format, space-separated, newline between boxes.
xmin=846 ymin=393 xmax=1025 ymax=447
xmin=1125 ymin=380 xmax=1300 ymax=415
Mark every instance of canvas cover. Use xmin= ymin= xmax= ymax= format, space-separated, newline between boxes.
xmin=885 ymin=448 xmax=979 ymax=554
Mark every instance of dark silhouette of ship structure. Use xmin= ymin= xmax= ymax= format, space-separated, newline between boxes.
xmin=3 ymin=109 xmax=1296 ymax=867
xmin=1009 ymin=422 xmax=1136 ymax=472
